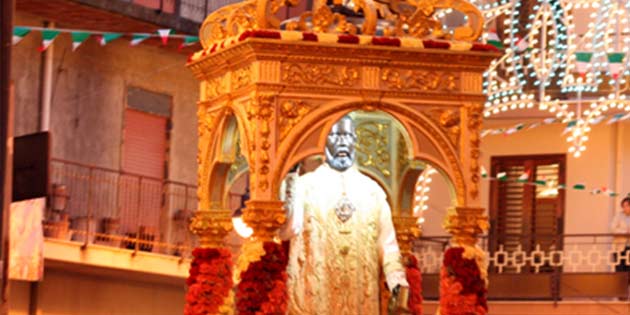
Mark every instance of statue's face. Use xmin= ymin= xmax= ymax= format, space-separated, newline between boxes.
xmin=325 ymin=117 xmax=357 ymax=172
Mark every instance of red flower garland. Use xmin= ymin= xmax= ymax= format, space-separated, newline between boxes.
xmin=372 ymin=36 xmax=401 ymax=47
xmin=238 ymin=30 xmax=282 ymax=41
xmin=184 ymin=248 xmax=233 ymax=315
xmin=302 ymin=32 xmax=318 ymax=42
xmin=471 ymin=42 xmax=500 ymax=52
xmin=236 ymin=242 xmax=288 ymax=315
xmin=338 ymin=34 xmax=360 ymax=44
xmin=404 ymin=254 xmax=423 ymax=315
xmin=422 ymin=40 xmax=451 ymax=49
xmin=440 ymin=247 xmax=487 ymax=315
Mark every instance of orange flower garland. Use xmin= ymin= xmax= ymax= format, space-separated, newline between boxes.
xmin=439 ymin=247 xmax=487 ymax=315
xmin=184 ymin=248 xmax=233 ymax=315
xmin=236 ymin=242 xmax=288 ymax=315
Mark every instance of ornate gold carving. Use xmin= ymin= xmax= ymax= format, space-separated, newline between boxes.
xmin=378 ymin=0 xmax=483 ymax=41
xmin=199 ymin=0 xmax=257 ymax=48
xmin=427 ymin=109 xmax=461 ymax=148
xmin=189 ymin=210 xmax=233 ymax=248
xmin=198 ymin=0 xmax=483 ymax=48
xmin=285 ymin=4 xmax=359 ymax=34
xmin=202 ymin=77 xmax=227 ymax=101
xmin=466 ymin=103 xmax=483 ymax=200
xmin=392 ymin=215 xmax=421 ymax=253
xmin=355 ymin=121 xmax=391 ymax=178
xmin=246 ymin=94 xmax=275 ymax=192
xmin=443 ymin=206 xmax=488 ymax=247
xmin=282 ymin=63 xmax=360 ymax=87
xmin=242 ymin=200 xmax=286 ymax=241
xmin=380 ymin=69 xmax=459 ymax=92
xmin=231 ymin=66 xmax=252 ymax=90
xmin=279 ymin=100 xmax=314 ymax=141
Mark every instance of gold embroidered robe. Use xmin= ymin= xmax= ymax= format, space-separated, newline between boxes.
xmin=280 ymin=165 xmax=407 ymax=315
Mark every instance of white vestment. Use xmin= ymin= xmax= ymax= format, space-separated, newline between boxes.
xmin=281 ymin=164 xmax=408 ymax=315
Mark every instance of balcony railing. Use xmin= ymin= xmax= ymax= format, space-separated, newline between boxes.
xmin=417 ymin=234 xmax=630 ymax=300
xmin=47 ymin=158 xmax=198 ymax=257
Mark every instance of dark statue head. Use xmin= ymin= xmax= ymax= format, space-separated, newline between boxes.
xmin=325 ymin=116 xmax=357 ymax=172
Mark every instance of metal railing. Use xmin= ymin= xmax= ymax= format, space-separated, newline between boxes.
xmin=416 ymin=234 xmax=630 ymax=300
xmin=46 ymin=158 xmax=198 ymax=258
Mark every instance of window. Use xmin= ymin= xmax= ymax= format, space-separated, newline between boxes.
xmin=119 ymin=87 xmax=171 ymax=238
xmin=489 ymin=154 xmax=566 ymax=257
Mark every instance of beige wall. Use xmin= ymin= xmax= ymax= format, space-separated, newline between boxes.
xmin=9 ymin=269 xmax=185 ymax=315
xmin=421 ymin=119 xmax=630 ymax=237
xmin=12 ymin=12 xmax=199 ymax=184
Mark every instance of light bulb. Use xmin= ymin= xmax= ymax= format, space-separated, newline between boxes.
xmin=232 ymin=216 xmax=253 ymax=238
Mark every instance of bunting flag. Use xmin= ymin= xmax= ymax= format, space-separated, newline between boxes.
xmin=517 ymin=171 xmax=529 ymax=183
xmin=562 ymin=120 xmax=578 ymax=134
xmin=575 ymin=52 xmax=593 ymax=77
xmin=480 ymin=166 xmax=488 ymax=178
xmin=71 ymin=32 xmax=90 ymax=51
xmin=13 ymin=27 xmax=31 ymax=45
xmin=607 ymin=52 xmax=625 ymax=79
xmin=505 ymin=123 xmax=525 ymax=135
xmin=534 ymin=179 xmax=547 ymax=186
xmin=482 ymin=111 xmax=630 ymax=138
xmin=481 ymin=175 xmax=620 ymax=198
xmin=515 ymin=36 xmax=529 ymax=52
xmin=590 ymin=115 xmax=606 ymax=125
xmin=607 ymin=113 xmax=625 ymax=124
xmin=38 ymin=30 xmax=61 ymax=52
xmin=486 ymin=31 xmax=503 ymax=50
xmin=130 ymin=34 xmax=151 ymax=46
xmin=99 ymin=33 xmax=123 ymax=46
xmin=12 ymin=26 xmax=199 ymax=52
xmin=179 ymin=36 xmax=200 ymax=50
xmin=157 ymin=29 xmax=174 ymax=45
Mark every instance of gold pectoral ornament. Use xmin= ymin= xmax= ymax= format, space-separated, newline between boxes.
xmin=334 ymin=195 xmax=356 ymax=223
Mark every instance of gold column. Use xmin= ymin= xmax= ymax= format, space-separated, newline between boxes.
xmin=392 ymin=215 xmax=421 ymax=254
xmin=443 ymin=206 xmax=488 ymax=247
xmin=189 ymin=209 xmax=233 ymax=248
xmin=242 ymin=200 xmax=286 ymax=241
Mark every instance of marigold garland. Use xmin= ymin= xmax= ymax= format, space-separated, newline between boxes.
xmin=236 ymin=242 xmax=288 ymax=315
xmin=439 ymin=247 xmax=487 ymax=315
xmin=404 ymin=253 xmax=423 ymax=315
xmin=184 ymin=247 xmax=233 ymax=315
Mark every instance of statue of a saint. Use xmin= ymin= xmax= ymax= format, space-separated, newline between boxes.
xmin=280 ymin=116 xmax=410 ymax=314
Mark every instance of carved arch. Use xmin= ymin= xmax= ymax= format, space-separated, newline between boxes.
xmin=200 ymin=109 xmax=251 ymax=209
xmin=272 ymin=99 xmax=467 ymax=206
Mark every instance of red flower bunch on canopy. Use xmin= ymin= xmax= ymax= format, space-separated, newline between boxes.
xmin=440 ymin=247 xmax=487 ymax=315
xmin=404 ymin=253 xmax=423 ymax=315
xmin=184 ymin=248 xmax=233 ymax=315
xmin=236 ymin=242 xmax=288 ymax=315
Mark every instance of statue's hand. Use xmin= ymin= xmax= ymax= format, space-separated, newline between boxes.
xmin=387 ymin=285 xmax=411 ymax=315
